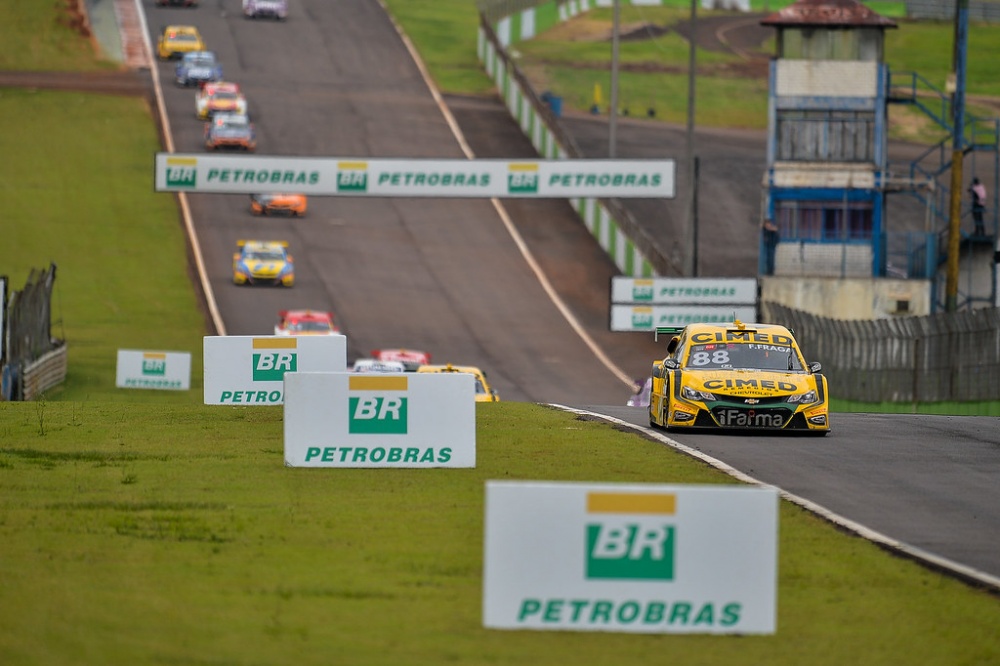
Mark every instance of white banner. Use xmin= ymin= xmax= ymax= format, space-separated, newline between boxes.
xmin=610 ymin=305 xmax=758 ymax=331
xmin=611 ymin=277 xmax=758 ymax=305
xmin=155 ymin=155 xmax=675 ymax=198
xmin=116 ymin=350 xmax=191 ymax=390
xmin=203 ymin=335 xmax=346 ymax=405
xmin=284 ymin=372 xmax=476 ymax=468
xmin=483 ymin=481 xmax=778 ymax=634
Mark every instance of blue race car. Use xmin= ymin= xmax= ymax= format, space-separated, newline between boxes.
xmin=175 ymin=51 xmax=223 ymax=87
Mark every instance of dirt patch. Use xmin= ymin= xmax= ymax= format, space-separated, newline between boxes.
xmin=59 ymin=0 xmax=92 ymax=38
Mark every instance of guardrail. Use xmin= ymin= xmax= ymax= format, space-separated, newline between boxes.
xmin=21 ymin=344 xmax=68 ymax=401
xmin=762 ymin=301 xmax=1000 ymax=403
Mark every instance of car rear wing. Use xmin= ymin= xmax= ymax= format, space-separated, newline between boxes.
xmin=654 ymin=326 xmax=684 ymax=342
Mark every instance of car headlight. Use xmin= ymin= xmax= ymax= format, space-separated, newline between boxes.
xmin=681 ymin=385 xmax=716 ymax=402
xmin=787 ymin=390 xmax=818 ymax=405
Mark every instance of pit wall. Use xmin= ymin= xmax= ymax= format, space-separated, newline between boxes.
xmin=477 ymin=1 xmax=679 ymax=278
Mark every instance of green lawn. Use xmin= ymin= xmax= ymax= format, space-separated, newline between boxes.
xmin=0 ymin=4 xmax=999 ymax=663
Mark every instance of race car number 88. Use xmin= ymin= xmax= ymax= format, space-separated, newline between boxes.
xmin=691 ymin=350 xmax=729 ymax=366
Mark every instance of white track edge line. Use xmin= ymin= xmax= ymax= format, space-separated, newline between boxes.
xmin=377 ymin=0 xmax=635 ymax=389
xmin=550 ymin=404 xmax=1000 ymax=594
xmin=133 ymin=0 xmax=227 ymax=336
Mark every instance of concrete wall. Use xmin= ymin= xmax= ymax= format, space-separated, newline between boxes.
xmin=761 ymin=275 xmax=933 ymax=318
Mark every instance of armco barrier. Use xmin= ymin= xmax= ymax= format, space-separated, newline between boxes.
xmin=21 ymin=344 xmax=68 ymax=402
xmin=477 ymin=15 xmax=676 ymax=277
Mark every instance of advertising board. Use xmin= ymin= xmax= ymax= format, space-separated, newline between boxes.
xmin=284 ymin=372 xmax=476 ymax=468
xmin=483 ymin=481 xmax=778 ymax=634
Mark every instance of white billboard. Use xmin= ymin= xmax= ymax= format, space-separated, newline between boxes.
xmin=116 ymin=350 xmax=191 ymax=390
xmin=611 ymin=277 xmax=758 ymax=306
xmin=203 ymin=335 xmax=346 ymax=405
xmin=610 ymin=305 xmax=758 ymax=332
xmin=155 ymin=155 xmax=675 ymax=198
xmin=283 ymin=372 xmax=476 ymax=468
xmin=483 ymin=482 xmax=778 ymax=634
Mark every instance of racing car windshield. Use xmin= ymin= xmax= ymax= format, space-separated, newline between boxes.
xmin=290 ymin=321 xmax=332 ymax=333
xmin=686 ymin=342 xmax=803 ymax=372
xmin=246 ymin=249 xmax=285 ymax=261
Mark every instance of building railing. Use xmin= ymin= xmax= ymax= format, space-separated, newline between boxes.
xmin=762 ymin=301 xmax=1000 ymax=402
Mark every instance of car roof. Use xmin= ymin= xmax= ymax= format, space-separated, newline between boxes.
xmin=239 ymin=240 xmax=288 ymax=251
xmin=670 ymin=320 xmax=796 ymax=341
xmin=164 ymin=25 xmax=200 ymax=36
xmin=204 ymin=82 xmax=240 ymax=93
xmin=280 ymin=309 xmax=331 ymax=321
xmin=417 ymin=363 xmax=485 ymax=376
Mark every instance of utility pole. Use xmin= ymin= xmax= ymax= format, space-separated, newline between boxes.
xmin=684 ymin=0 xmax=698 ymax=277
xmin=945 ymin=0 xmax=969 ymax=312
xmin=610 ymin=0 xmax=620 ymax=158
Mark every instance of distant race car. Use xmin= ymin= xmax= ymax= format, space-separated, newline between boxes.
xmin=196 ymin=82 xmax=247 ymax=120
xmin=274 ymin=309 xmax=339 ymax=336
xmin=370 ymin=348 xmax=431 ymax=372
xmin=205 ymin=113 xmax=256 ymax=151
xmin=351 ymin=359 xmax=408 ymax=373
xmin=175 ymin=51 xmax=223 ymax=87
xmin=416 ymin=363 xmax=500 ymax=402
xmin=232 ymin=240 xmax=294 ymax=287
xmin=156 ymin=0 xmax=199 ymax=6
xmin=647 ymin=319 xmax=829 ymax=434
xmin=243 ymin=0 xmax=288 ymax=20
xmin=157 ymin=25 xmax=205 ymax=60
xmin=250 ymin=193 xmax=307 ymax=217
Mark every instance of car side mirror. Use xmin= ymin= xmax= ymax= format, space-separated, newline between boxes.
xmin=664 ymin=359 xmax=680 ymax=370
xmin=809 ymin=361 xmax=822 ymax=373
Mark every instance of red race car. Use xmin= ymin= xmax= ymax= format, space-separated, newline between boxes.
xmin=274 ymin=309 xmax=340 ymax=336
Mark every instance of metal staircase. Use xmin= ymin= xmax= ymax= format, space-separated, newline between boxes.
xmin=886 ymin=69 xmax=999 ymax=310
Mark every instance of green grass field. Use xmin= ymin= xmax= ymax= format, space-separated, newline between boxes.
xmin=1 ymin=2 xmax=1000 ymax=664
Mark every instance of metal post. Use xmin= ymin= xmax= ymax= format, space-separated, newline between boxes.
xmin=684 ymin=0 xmax=698 ymax=277
xmin=945 ymin=0 xmax=969 ymax=312
xmin=609 ymin=0 xmax=620 ymax=158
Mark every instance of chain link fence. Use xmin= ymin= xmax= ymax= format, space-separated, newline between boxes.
xmin=1 ymin=264 xmax=67 ymax=401
xmin=905 ymin=0 xmax=1000 ymax=22
xmin=762 ymin=301 xmax=1000 ymax=403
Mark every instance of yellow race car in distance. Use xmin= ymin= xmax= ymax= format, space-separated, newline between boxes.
xmin=232 ymin=240 xmax=294 ymax=287
xmin=157 ymin=25 xmax=206 ymax=60
xmin=648 ymin=320 xmax=829 ymax=434
xmin=416 ymin=363 xmax=499 ymax=402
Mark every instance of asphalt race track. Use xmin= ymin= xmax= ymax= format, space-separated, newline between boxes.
xmin=593 ymin=406 xmax=1000 ymax=584
xmin=146 ymin=0 xmax=665 ymax=405
xmin=139 ymin=1 xmax=1000 ymax=587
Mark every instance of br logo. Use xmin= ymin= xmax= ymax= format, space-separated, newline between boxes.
xmin=585 ymin=493 xmax=676 ymax=581
xmin=142 ymin=354 xmax=166 ymax=376
xmin=338 ymin=162 xmax=368 ymax=192
xmin=165 ymin=158 xmax=197 ymax=188
xmin=348 ymin=375 xmax=408 ymax=434
xmin=508 ymin=164 xmax=539 ymax=194
xmin=251 ymin=338 xmax=297 ymax=381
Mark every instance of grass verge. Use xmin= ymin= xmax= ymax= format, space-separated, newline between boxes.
xmin=1 ymin=401 xmax=999 ymax=665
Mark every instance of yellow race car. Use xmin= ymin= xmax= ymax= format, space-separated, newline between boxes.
xmin=232 ymin=240 xmax=294 ymax=287
xmin=416 ymin=363 xmax=500 ymax=402
xmin=648 ymin=320 xmax=829 ymax=434
xmin=157 ymin=25 xmax=206 ymax=60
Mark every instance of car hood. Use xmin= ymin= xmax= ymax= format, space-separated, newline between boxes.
xmin=681 ymin=369 xmax=815 ymax=396
xmin=242 ymin=259 xmax=286 ymax=277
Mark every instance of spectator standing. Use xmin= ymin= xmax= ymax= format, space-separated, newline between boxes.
xmin=762 ymin=217 xmax=779 ymax=275
xmin=969 ymin=177 xmax=987 ymax=236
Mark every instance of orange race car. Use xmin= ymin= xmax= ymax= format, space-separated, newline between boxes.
xmin=196 ymin=82 xmax=247 ymax=119
xmin=250 ymin=193 xmax=307 ymax=217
